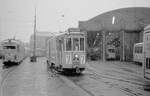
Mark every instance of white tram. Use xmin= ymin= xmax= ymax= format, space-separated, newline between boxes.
xmin=1 ymin=39 xmax=26 ymax=66
xmin=133 ymin=42 xmax=143 ymax=64
xmin=106 ymin=45 xmax=116 ymax=60
xmin=46 ymin=28 xmax=86 ymax=73
xmin=143 ymin=25 xmax=150 ymax=79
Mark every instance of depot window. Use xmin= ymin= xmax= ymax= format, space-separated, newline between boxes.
xmin=135 ymin=46 xmax=142 ymax=53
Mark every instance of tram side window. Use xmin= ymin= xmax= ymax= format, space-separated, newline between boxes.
xmin=135 ymin=46 xmax=142 ymax=53
xmin=140 ymin=47 xmax=142 ymax=53
xmin=73 ymin=38 xmax=79 ymax=51
xmin=58 ymin=40 xmax=62 ymax=51
xmin=66 ymin=38 xmax=72 ymax=51
xmin=80 ymin=38 xmax=84 ymax=51
xmin=147 ymin=35 xmax=150 ymax=41
xmin=17 ymin=45 xmax=20 ymax=51
xmin=135 ymin=47 xmax=138 ymax=53
xmin=146 ymin=58 xmax=150 ymax=69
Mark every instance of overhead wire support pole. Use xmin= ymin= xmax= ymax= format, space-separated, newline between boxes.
xmin=31 ymin=0 xmax=37 ymax=62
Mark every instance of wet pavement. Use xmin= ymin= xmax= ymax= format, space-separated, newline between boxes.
xmin=0 ymin=58 xmax=150 ymax=96
xmin=84 ymin=61 xmax=150 ymax=96
xmin=0 ymin=58 xmax=90 ymax=96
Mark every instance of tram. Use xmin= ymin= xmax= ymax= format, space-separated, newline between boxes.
xmin=133 ymin=42 xmax=143 ymax=64
xmin=106 ymin=45 xmax=116 ymax=60
xmin=1 ymin=39 xmax=26 ymax=66
xmin=46 ymin=28 xmax=86 ymax=73
xmin=143 ymin=25 xmax=150 ymax=79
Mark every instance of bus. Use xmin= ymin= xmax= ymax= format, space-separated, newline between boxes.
xmin=143 ymin=25 xmax=150 ymax=79
xmin=133 ymin=42 xmax=143 ymax=64
xmin=46 ymin=28 xmax=86 ymax=74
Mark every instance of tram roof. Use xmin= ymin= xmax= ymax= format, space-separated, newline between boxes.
xmin=134 ymin=42 xmax=143 ymax=46
xmin=144 ymin=25 xmax=150 ymax=31
xmin=52 ymin=31 xmax=85 ymax=37
xmin=1 ymin=39 xmax=22 ymax=45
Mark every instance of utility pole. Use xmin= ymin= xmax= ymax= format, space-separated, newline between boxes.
xmin=31 ymin=0 xmax=37 ymax=62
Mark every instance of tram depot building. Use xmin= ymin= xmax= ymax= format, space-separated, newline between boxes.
xmin=78 ymin=7 xmax=150 ymax=61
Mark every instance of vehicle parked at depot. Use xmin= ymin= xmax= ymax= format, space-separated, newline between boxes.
xmin=133 ymin=42 xmax=143 ymax=64
xmin=143 ymin=25 xmax=150 ymax=79
xmin=106 ymin=45 xmax=116 ymax=60
xmin=1 ymin=39 xmax=26 ymax=66
xmin=46 ymin=28 xmax=86 ymax=73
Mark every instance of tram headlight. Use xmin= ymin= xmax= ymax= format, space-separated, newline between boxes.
xmin=75 ymin=54 xmax=78 ymax=58
xmin=74 ymin=54 xmax=79 ymax=61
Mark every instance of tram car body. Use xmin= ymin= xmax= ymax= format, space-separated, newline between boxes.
xmin=143 ymin=25 xmax=150 ymax=79
xmin=133 ymin=42 xmax=143 ymax=64
xmin=1 ymin=39 xmax=26 ymax=66
xmin=106 ymin=45 xmax=116 ymax=60
xmin=46 ymin=29 xmax=86 ymax=73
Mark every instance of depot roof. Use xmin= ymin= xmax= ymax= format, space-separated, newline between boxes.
xmin=79 ymin=7 xmax=150 ymax=32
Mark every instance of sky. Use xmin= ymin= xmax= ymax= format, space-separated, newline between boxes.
xmin=0 ymin=0 xmax=150 ymax=42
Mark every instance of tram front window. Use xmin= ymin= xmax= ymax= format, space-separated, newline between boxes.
xmin=3 ymin=46 xmax=16 ymax=49
xmin=73 ymin=38 xmax=79 ymax=51
xmin=108 ymin=49 xmax=115 ymax=53
xmin=80 ymin=38 xmax=84 ymax=51
xmin=66 ymin=38 xmax=72 ymax=51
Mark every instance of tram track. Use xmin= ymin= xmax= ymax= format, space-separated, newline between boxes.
xmin=47 ymin=69 xmax=95 ymax=96
xmin=0 ymin=64 xmax=21 ymax=96
xmin=61 ymin=74 xmax=95 ymax=96
xmin=85 ymin=67 xmax=150 ymax=96
xmin=86 ymin=67 xmax=150 ymax=88
xmin=68 ymin=78 xmax=95 ymax=96
xmin=68 ymin=74 xmax=140 ymax=96
xmin=48 ymin=67 xmax=145 ymax=96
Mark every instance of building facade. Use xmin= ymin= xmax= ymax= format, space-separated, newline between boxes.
xmin=79 ymin=7 xmax=150 ymax=61
xmin=30 ymin=32 xmax=54 ymax=56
